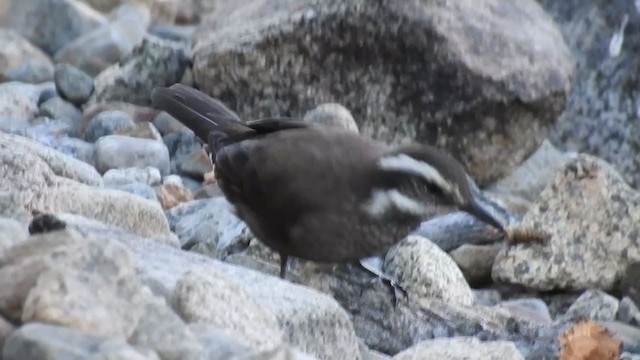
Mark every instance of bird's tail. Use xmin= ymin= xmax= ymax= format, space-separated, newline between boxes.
xmin=150 ymin=83 xmax=255 ymax=145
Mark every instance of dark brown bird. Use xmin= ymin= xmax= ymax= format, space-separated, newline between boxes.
xmin=151 ymin=84 xmax=505 ymax=279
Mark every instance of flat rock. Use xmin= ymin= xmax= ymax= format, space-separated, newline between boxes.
xmin=7 ymin=0 xmax=107 ymax=55
xmin=117 ymin=122 xmax=163 ymax=142
xmin=0 ymin=132 xmax=102 ymax=187
xmin=193 ymin=0 xmax=574 ymax=185
xmin=492 ymin=154 xmax=640 ymax=291
xmin=103 ymin=167 xmax=162 ymax=188
xmin=38 ymin=97 xmax=82 ymax=135
xmin=172 ymin=267 xmax=284 ymax=351
xmin=94 ymin=135 xmax=170 ymax=175
xmin=118 ymin=235 xmax=363 ymax=360
xmin=392 ymin=337 xmax=524 ymax=360
xmin=28 ymin=184 xmax=172 ymax=242
xmin=384 ymin=235 xmax=474 ymax=306
xmin=2 ymin=323 xmax=158 ymax=360
xmin=495 ymin=298 xmax=552 ymax=325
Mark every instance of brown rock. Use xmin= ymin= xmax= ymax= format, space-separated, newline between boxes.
xmin=117 ymin=122 xmax=163 ymax=141
xmin=155 ymin=183 xmax=193 ymax=210
xmin=80 ymin=102 xmax=160 ymax=137
xmin=559 ymin=320 xmax=622 ymax=360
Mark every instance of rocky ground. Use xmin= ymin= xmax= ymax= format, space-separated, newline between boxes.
xmin=0 ymin=0 xmax=639 ymax=359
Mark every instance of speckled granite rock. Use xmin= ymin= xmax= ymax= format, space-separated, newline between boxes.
xmin=392 ymin=337 xmax=524 ymax=360
xmin=303 ymin=103 xmax=359 ymax=133
xmin=86 ymin=36 xmax=189 ymax=107
xmin=493 ymin=154 xmax=640 ymax=291
xmin=384 ymin=235 xmax=474 ymax=306
xmin=192 ymin=0 xmax=574 ymax=185
xmin=539 ymin=0 xmax=640 ymax=188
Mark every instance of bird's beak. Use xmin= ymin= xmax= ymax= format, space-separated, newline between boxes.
xmin=462 ymin=201 xmax=505 ymax=233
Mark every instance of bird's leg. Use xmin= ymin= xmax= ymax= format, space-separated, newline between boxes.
xmin=279 ymin=254 xmax=289 ymax=279
xmin=357 ymin=257 xmax=407 ymax=306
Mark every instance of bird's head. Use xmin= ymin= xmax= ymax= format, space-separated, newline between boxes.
xmin=363 ymin=144 xmax=505 ymax=232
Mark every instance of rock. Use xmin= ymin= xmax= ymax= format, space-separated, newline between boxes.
xmin=2 ymin=323 xmax=158 ymax=360
xmin=561 ymin=289 xmax=620 ymax=322
xmin=0 ymin=132 xmax=102 ymax=187
xmin=169 ymin=197 xmax=251 ymax=257
xmin=193 ymin=0 xmax=574 ymax=186
xmin=172 ymin=267 xmax=284 ymax=351
xmin=392 ymin=337 xmax=524 ymax=360
xmin=303 ymin=103 xmax=359 ymax=133
xmin=46 ymin=137 xmax=95 ymax=166
xmin=492 ymin=154 xmax=640 ymax=291
xmin=7 ymin=0 xmax=107 ymax=55
xmin=188 ymin=323 xmax=252 ymax=359
xmin=119 ymin=182 xmax=159 ymax=202
xmin=0 ymin=315 xmax=14 ymax=354
xmin=539 ymin=0 xmax=640 ymax=188
xmin=412 ymin=211 xmax=505 ymax=252
xmin=21 ymin=240 xmax=147 ymax=337
xmin=129 ymin=294 xmax=206 ymax=360
xmin=496 ymin=298 xmax=552 ymax=325
xmin=103 ymin=167 xmax=162 ymax=187
xmin=94 ymin=135 xmax=171 ymax=175
xmin=178 ymin=150 xmax=212 ymax=180
xmin=474 ymin=289 xmax=502 ymax=307
xmin=54 ymin=3 xmax=151 ymax=77
xmin=0 ymin=82 xmax=52 ymax=132
xmin=0 ymin=229 xmax=146 ymax=333
xmin=163 ymin=174 xmax=183 ymax=187
xmin=622 ymin=353 xmax=640 ymax=360
xmin=155 ymin=183 xmax=193 ymax=210
xmin=618 ymin=297 xmax=640 ymax=327
xmin=622 ymin=263 xmax=640 ymax=307
xmin=488 ymin=139 xmax=576 ymax=202
xmin=384 ymin=235 xmax=474 ymax=306
xmin=599 ymin=321 xmax=640 ymax=355
xmin=117 ymin=122 xmax=163 ymax=142
xmin=118 ymin=235 xmax=362 ymax=360
xmin=153 ymin=111 xmax=188 ymax=135
xmin=4 ymin=60 xmax=54 ymax=84
xmin=38 ymin=96 xmax=82 ymax=134
xmin=84 ymin=110 xmax=135 ymax=142
xmin=80 ymin=101 xmax=159 ymax=136
xmin=56 ymin=212 xmax=179 ymax=250
xmin=449 ymin=243 xmax=502 ymax=287
xmin=53 ymin=63 xmax=94 ymax=105
xmin=87 ymin=36 xmax=189 ymax=107
xmin=0 ymin=217 xmax=28 ymax=258
xmin=28 ymin=184 xmax=172 ymax=241
xmin=0 ymin=192 xmax=31 ymax=224
xmin=0 ymin=29 xmax=53 ymax=83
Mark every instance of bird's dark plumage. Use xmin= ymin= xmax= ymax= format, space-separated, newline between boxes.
xmin=150 ymin=84 xmax=505 ymax=279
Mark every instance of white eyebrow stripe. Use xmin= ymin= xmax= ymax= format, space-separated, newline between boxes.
xmin=378 ymin=154 xmax=454 ymax=195
xmin=363 ymin=189 xmax=428 ymax=217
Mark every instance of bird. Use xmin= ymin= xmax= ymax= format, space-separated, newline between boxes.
xmin=150 ymin=83 xmax=505 ymax=279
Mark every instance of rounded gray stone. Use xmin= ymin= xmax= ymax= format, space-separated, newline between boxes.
xmin=54 ymin=63 xmax=94 ymax=105
xmin=94 ymin=135 xmax=171 ymax=176
xmin=84 ymin=110 xmax=135 ymax=142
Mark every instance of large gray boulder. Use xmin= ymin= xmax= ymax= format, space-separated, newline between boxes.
xmin=192 ymin=0 xmax=574 ymax=185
